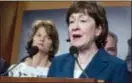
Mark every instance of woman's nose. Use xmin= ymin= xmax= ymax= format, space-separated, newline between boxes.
xmin=40 ymin=36 xmax=45 ymax=41
xmin=72 ymin=27 xmax=80 ymax=31
xmin=71 ymin=21 xmax=80 ymax=31
xmin=72 ymin=23 xmax=80 ymax=31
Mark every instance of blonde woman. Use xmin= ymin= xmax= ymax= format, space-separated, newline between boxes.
xmin=9 ymin=20 xmax=59 ymax=77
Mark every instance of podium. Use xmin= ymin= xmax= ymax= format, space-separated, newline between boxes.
xmin=0 ymin=76 xmax=99 ymax=83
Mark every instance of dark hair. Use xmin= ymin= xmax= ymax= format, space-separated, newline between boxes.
xmin=125 ymin=37 xmax=132 ymax=72
xmin=66 ymin=1 xmax=108 ymax=48
xmin=26 ymin=20 xmax=59 ymax=61
xmin=128 ymin=36 xmax=131 ymax=47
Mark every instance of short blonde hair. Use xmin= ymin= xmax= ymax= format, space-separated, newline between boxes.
xmin=26 ymin=20 xmax=59 ymax=61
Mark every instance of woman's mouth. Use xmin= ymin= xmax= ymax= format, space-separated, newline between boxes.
xmin=72 ymin=34 xmax=82 ymax=40
xmin=38 ymin=43 xmax=43 ymax=46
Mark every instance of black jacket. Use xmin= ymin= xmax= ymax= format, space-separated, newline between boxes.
xmin=128 ymin=71 xmax=132 ymax=83
xmin=0 ymin=58 xmax=10 ymax=76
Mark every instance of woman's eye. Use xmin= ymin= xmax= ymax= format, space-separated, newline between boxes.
xmin=80 ymin=20 xmax=87 ymax=23
xmin=43 ymin=35 xmax=51 ymax=40
xmin=37 ymin=34 xmax=41 ymax=37
xmin=69 ymin=20 xmax=74 ymax=24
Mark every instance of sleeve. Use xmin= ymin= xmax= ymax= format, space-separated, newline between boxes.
xmin=112 ymin=62 xmax=128 ymax=83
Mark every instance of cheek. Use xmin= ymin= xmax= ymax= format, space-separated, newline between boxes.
xmin=68 ymin=28 xmax=72 ymax=38
xmin=81 ymin=23 xmax=95 ymax=32
xmin=83 ymin=27 xmax=94 ymax=36
xmin=68 ymin=26 xmax=72 ymax=33
xmin=32 ymin=38 xmax=35 ymax=45
xmin=32 ymin=38 xmax=39 ymax=46
xmin=44 ymin=40 xmax=52 ymax=47
xmin=32 ymin=41 xmax=37 ymax=46
xmin=33 ymin=37 xmax=38 ymax=42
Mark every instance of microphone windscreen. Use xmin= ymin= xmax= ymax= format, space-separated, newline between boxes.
xmin=28 ymin=46 xmax=39 ymax=57
xmin=66 ymin=38 xmax=70 ymax=42
xmin=69 ymin=46 xmax=78 ymax=55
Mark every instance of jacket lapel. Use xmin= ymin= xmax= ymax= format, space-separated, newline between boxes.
xmin=80 ymin=48 xmax=109 ymax=78
xmin=62 ymin=53 xmax=75 ymax=77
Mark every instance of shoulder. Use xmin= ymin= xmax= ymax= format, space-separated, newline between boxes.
xmin=107 ymin=54 xmax=126 ymax=67
xmin=107 ymin=55 xmax=128 ymax=82
xmin=52 ymin=53 xmax=71 ymax=62
xmin=49 ymin=53 xmax=71 ymax=69
xmin=48 ymin=53 xmax=72 ymax=77
xmin=98 ymin=49 xmax=128 ymax=82
xmin=8 ymin=62 xmax=34 ymax=77
xmin=99 ymin=48 xmax=126 ymax=66
xmin=9 ymin=62 xmax=27 ymax=72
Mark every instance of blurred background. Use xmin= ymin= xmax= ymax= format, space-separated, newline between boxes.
xmin=0 ymin=1 xmax=131 ymax=64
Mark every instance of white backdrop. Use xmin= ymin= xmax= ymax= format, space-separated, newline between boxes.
xmin=18 ymin=6 xmax=131 ymax=61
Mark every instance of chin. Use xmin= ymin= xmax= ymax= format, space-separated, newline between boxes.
xmin=39 ymin=47 xmax=44 ymax=50
xmin=71 ymin=43 xmax=82 ymax=48
xmin=35 ymin=46 xmax=42 ymax=51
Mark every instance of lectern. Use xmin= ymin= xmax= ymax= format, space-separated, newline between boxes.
xmin=0 ymin=76 xmax=100 ymax=83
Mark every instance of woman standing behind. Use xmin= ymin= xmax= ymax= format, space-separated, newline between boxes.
xmin=9 ymin=20 xmax=59 ymax=77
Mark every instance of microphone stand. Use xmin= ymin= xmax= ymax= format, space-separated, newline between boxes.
xmin=0 ymin=62 xmax=21 ymax=76
xmin=1 ymin=46 xmax=39 ymax=76
xmin=74 ymin=53 xmax=89 ymax=78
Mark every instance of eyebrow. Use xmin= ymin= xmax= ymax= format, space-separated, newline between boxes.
xmin=70 ymin=14 xmax=87 ymax=19
xmin=35 ymin=32 xmax=41 ymax=35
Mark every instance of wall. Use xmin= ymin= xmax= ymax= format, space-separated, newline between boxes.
xmin=18 ymin=6 xmax=131 ymax=61
xmin=0 ymin=2 xmax=18 ymax=64
xmin=0 ymin=1 xmax=130 ymax=64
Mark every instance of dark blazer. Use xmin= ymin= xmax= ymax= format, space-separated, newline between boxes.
xmin=0 ymin=58 xmax=10 ymax=76
xmin=48 ymin=48 xmax=128 ymax=83
xmin=128 ymin=71 xmax=132 ymax=83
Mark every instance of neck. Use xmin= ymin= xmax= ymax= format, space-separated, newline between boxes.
xmin=77 ymin=43 xmax=98 ymax=65
xmin=27 ymin=52 xmax=50 ymax=68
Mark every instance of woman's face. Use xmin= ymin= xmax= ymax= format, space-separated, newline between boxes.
xmin=32 ymin=27 xmax=52 ymax=54
xmin=68 ymin=12 xmax=101 ymax=49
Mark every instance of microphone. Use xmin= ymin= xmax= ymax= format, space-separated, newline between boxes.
xmin=21 ymin=46 xmax=39 ymax=62
xmin=69 ymin=46 xmax=89 ymax=78
xmin=28 ymin=46 xmax=39 ymax=57
xmin=66 ymin=38 xmax=70 ymax=42
xmin=0 ymin=46 xmax=39 ymax=76
xmin=69 ymin=46 xmax=78 ymax=58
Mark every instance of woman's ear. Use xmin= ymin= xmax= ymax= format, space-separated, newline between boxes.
xmin=50 ymin=47 xmax=53 ymax=51
xmin=50 ymin=45 xmax=53 ymax=52
xmin=95 ymin=25 xmax=102 ymax=37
